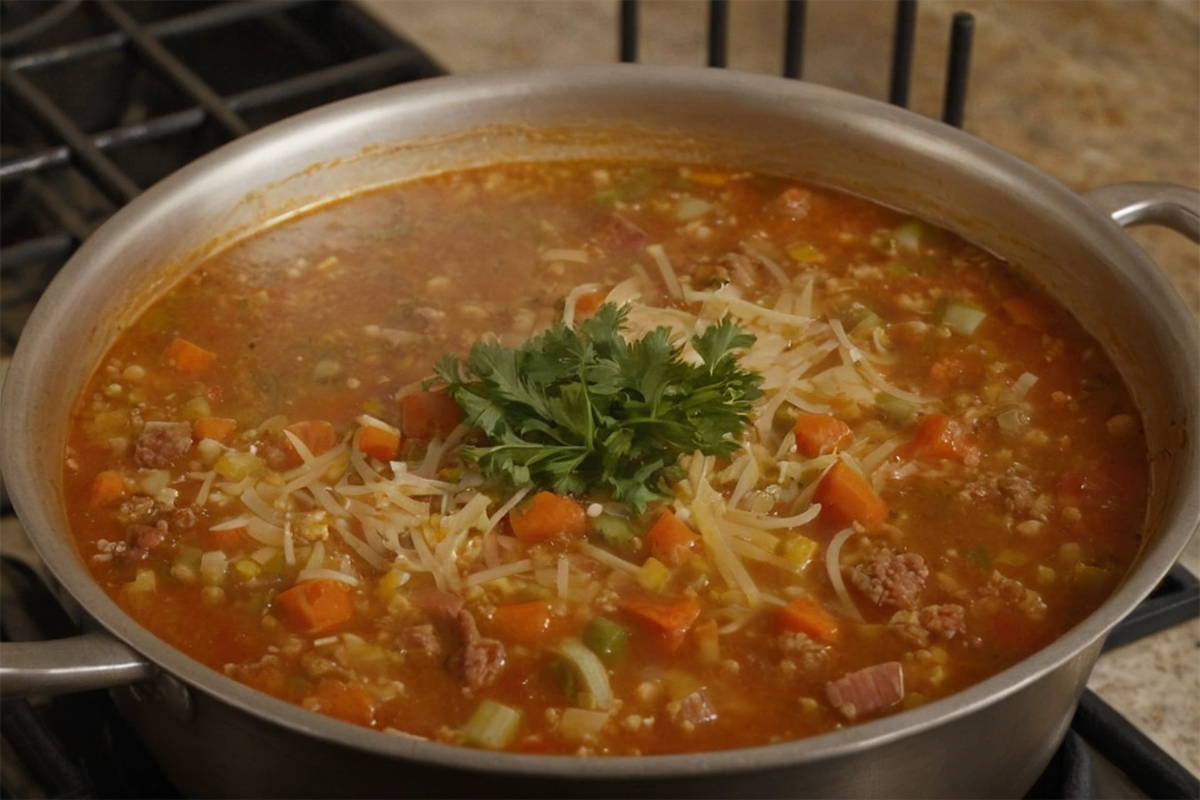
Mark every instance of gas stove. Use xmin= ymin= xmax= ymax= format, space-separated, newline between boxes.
xmin=1 ymin=2 xmax=1196 ymax=797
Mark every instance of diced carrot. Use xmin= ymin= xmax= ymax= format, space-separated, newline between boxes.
xmin=400 ymin=390 xmax=463 ymax=440
xmin=508 ymin=491 xmax=587 ymax=545
xmin=643 ymin=510 xmax=699 ymax=566
xmin=355 ymin=424 xmax=400 ymax=462
xmin=1001 ymin=296 xmax=1047 ymax=330
xmin=618 ymin=593 xmax=702 ymax=650
xmin=573 ymin=290 xmax=607 ymax=321
xmin=192 ymin=416 xmax=237 ymax=444
xmin=792 ymin=412 xmax=853 ymax=458
xmin=487 ymin=600 xmax=557 ymax=645
xmin=813 ymin=460 xmax=888 ymax=529
xmin=311 ymin=679 xmax=376 ymax=727
xmin=777 ymin=596 xmax=840 ymax=642
xmin=203 ymin=525 xmax=245 ymax=551
xmin=165 ymin=337 xmax=216 ymax=376
xmin=283 ymin=419 xmax=337 ymax=463
xmin=90 ymin=470 xmax=128 ymax=506
xmin=898 ymin=413 xmax=973 ymax=462
xmin=274 ymin=579 xmax=354 ymax=636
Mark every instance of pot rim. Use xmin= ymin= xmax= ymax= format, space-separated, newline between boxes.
xmin=3 ymin=64 xmax=1197 ymax=780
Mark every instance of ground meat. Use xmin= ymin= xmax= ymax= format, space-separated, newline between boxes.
xmin=668 ymin=689 xmax=718 ymax=730
xmin=777 ymin=632 xmax=831 ymax=672
xmin=983 ymin=571 xmax=1048 ymax=621
xmin=116 ymin=496 xmax=157 ymax=525
xmin=921 ymin=604 xmax=966 ymax=639
xmin=449 ymin=609 xmax=505 ymax=692
xmin=825 ymin=662 xmax=904 ymax=721
xmin=958 ymin=472 xmax=1050 ymax=521
xmin=403 ymin=623 xmax=443 ymax=661
xmin=849 ymin=544 xmax=928 ymax=610
xmin=133 ymin=422 xmax=193 ymax=469
xmin=890 ymin=604 xmax=966 ymax=648
xmin=119 ymin=520 xmax=169 ymax=561
xmin=171 ymin=506 xmax=197 ymax=530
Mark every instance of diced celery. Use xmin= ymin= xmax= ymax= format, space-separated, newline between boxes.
xmin=461 ymin=699 xmax=522 ymax=750
xmin=966 ymin=546 xmax=991 ymax=570
xmin=559 ymin=707 xmax=610 ymax=742
xmin=937 ymin=300 xmax=987 ymax=336
xmin=1072 ymin=563 xmax=1110 ymax=592
xmin=849 ymin=311 xmax=883 ymax=338
xmin=676 ymin=197 xmax=714 ymax=221
xmin=557 ymin=639 xmax=614 ymax=710
xmin=591 ymin=513 xmax=635 ymax=547
xmin=582 ymin=616 xmax=629 ymax=661
xmin=126 ymin=569 xmax=157 ymax=593
xmin=996 ymin=406 xmax=1028 ymax=435
xmin=894 ymin=219 xmax=930 ymax=252
xmin=876 ymin=393 xmax=921 ymax=426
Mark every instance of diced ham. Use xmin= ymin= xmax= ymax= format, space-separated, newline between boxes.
xmin=410 ymin=587 xmax=465 ymax=620
xmin=825 ymin=662 xmax=905 ymax=721
xmin=133 ymin=422 xmax=193 ymax=468
xmin=602 ymin=213 xmax=650 ymax=251
xmin=850 ymin=544 xmax=928 ymax=610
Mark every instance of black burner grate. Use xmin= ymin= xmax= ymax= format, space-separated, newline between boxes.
xmin=0 ymin=0 xmax=443 ymax=354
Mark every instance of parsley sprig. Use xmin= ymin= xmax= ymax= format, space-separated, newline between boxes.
xmin=433 ymin=303 xmax=763 ymax=512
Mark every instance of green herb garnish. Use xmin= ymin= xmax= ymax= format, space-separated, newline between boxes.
xmin=433 ymin=303 xmax=763 ymax=512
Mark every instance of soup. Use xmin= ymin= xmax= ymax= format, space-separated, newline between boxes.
xmin=63 ymin=162 xmax=1147 ymax=755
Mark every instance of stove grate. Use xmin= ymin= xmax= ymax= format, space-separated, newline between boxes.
xmin=0 ymin=0 xmax=443 ymax=354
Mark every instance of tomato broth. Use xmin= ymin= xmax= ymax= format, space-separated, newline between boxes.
xmin=63 ymin=162 xmax=1147 ymax=755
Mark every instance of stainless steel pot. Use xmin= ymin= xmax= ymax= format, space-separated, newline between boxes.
xmin=2 ymin=66 xmax=1197 ymax=799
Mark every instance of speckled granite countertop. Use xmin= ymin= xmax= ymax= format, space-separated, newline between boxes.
xmin=360 ymin=0 xmax=1199 ymax=778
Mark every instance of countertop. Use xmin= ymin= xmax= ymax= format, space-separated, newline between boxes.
xmin=360 ymin=0 xmax=1199 ymax=778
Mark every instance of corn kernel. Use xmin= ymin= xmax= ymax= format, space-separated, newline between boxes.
xmin=784 ymin=534 xmax=819 ymax=566
xmin=1036 ymin=565 xmax=1057 ymax=585
xmin=234 ymin=559 xmax=261 ymax=580
xmin=637 ymin=557 xmax=671 ymax=592
xmin=787 ymin=241 xmax=825 ymax=264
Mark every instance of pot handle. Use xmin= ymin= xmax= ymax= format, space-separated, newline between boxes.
xmin=0 ymin=630 xmax=156 ymax=696
xmin=1083 ymin=182 xmax=1200 ymax=241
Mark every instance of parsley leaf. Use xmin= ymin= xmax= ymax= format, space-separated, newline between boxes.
xmin=433 ymin=303 xmax=763 ymax=512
